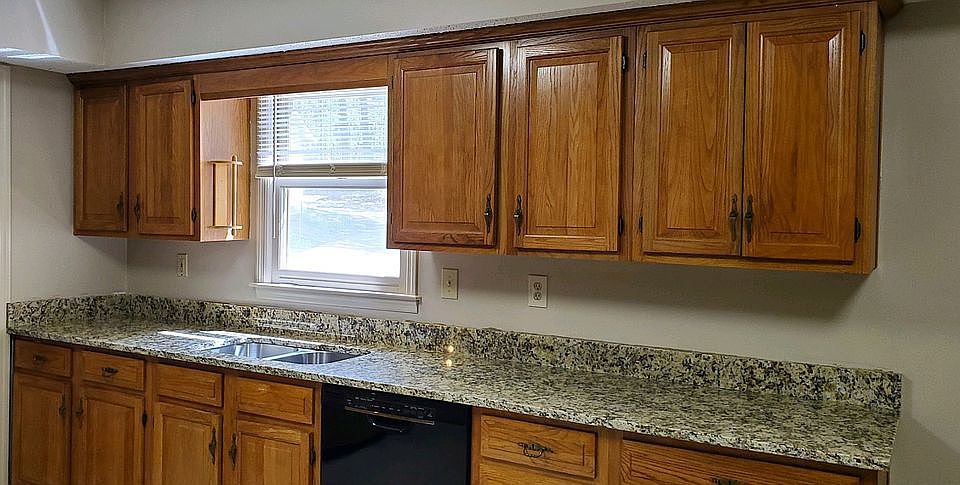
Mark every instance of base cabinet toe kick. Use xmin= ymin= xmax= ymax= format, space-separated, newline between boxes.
xmin=10 ymin=338 xmax=888 ymax=485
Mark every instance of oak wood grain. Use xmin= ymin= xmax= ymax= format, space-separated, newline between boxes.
xmin=74 ymin=85 xmax=129 ymax=235
xmin=233 ymin=377 xmax=314 ymax=425
xmin=148 ymin=401 xmax=221 ymax=485
xmin=199 ymin=98 xmax=251 ymax=242
xmin=11 ymin=373 xmax=71 ymax=485
xmin=14 ymin=340 xmax=72 ymax=378
xmin=480 ymin=414 xmax=598 ymax=479
xmin=80 ymin=350 xmax=146 ymax=391
xmin=72 ymin=385 xmax=145 ymax=485
xmin=225 ymin=419 xmax=313 ymax=485
xmin=156 ymin=363 xmax=224 ymax=407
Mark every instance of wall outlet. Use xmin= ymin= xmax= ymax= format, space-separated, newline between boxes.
xmin=176 ymin=253 xmax=188 ymax=278
xmin=441 ymin=268 xmax=459 ymax=300
xmin=528 ymin=274 xmax=547 ymax=308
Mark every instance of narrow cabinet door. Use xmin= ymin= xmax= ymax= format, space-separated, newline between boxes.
xmin=641 ymin=24 xmax=745 ymax=256
xmin=389 ymin=48 xmax=500 ymax=247
xmin=74 ymin=85 xmax=128 ymax=234
xmin=130 ymin=79 xmax=196 ymax=237
xmin=148 ymin=402 xmax=221 ymax=485
xmin=73 ymin=386 xmax=145 ymax=485
xmin=514 ymin=36 xmax=624 ymax=252
xmin=744 ymin=12 xmax=861 ymax=261
xmin=11 ymin=373 xmax=71 ymax=485
xmin=225 ymin=419 xmax=313 ymax=485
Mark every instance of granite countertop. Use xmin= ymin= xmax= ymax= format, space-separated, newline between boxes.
xmin=7 ymin=316 xmax=899 ymax=471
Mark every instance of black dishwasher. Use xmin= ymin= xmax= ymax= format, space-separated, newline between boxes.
xmin=321 ymin=384 xmax=471 ymax=485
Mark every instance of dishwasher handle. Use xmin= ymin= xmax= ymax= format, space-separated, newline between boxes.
xmin=343 ymin=405 xmax=436 ymax=426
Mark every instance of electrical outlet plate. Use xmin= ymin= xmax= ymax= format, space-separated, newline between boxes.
xmin=528 ymin=274 xmax=547 ymax=308
xmin=177 ymin=253 xmax=188 ymax=278
xmin=441 ymin=268 xmax=459 ymax=300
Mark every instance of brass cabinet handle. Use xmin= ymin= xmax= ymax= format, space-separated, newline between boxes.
xmin=517 ymin=441 xmax=552 ymax=458
xmin=744 ymin=195 xmax=754 ymax=243
xmin=32 ymin=353 xmax=47 ymax=366
xmin=208 ymin=428 xmax=217 ymax=464
xmin=228 ymin=433 xmax=238 ymax=469
xmin=101 ymin=366 xmax=119 ymax=378
xmin=513 ymin=195 xmax=523 ymax=236
xmin=134 ymin=194 xmax=141 ymax=222
xmin=714 ymin=480 xmax=748 ymax=485
xmin=728 ymin=194 xmax=739 ymax=242
xmin=483 ymin=194 xmax=493 ymax=234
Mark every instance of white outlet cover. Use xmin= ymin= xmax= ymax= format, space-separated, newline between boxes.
xmin=528 ymin=274 xmax=547 ymax=308
xmin=441 ymin=268 xmax=459 ymax=300
xmin=177 ymin=253 xmax=188 ymax=278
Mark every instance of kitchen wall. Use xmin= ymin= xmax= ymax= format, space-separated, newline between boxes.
xmin=126 ymin=1 xmax=960 ymax=482
xmin=9 ymin=66 xmax=126 ymax=300
xmin=0 ymin=0 xmax=104 ymax=69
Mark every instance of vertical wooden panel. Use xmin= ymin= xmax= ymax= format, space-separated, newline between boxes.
xmin=148 ymin=402 xmax=221 ymax=485
xmin=74 ymin=85 xmax=128 ymax=234
xmin=11 ymin=373 xmax=71 ymax=485
xmin=744 ymin=12 xmax=860 ymax=261
xmin=72 ymin=386 xmax=145 ymax=485
xmin=642 ymin=23 xmax=745 ymax=256
xmin=200 ymin=97 xmax=251 ymax=241
xmin=225 ymin=419 xmax=312 ymax=485
xmin=514 ymin=36 xmax=623 ymax=252
xmin=130 ymin=79 xmax=196 ymax=237
xmin=389 ymin=48 xmax=500 ymax=248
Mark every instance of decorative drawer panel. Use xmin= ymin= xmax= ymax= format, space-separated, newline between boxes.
xmin=14 ymin=340 xmax=72 ymax=377
xmin=480 ymin=415 xmax=597 ymax=479
xmin=156 ymin=363 xmax=223 ymax=407
xmin=79 ymin=350 xmax=145 ymax=391
xmin=234 ymin=377 xmax=314 ymax=425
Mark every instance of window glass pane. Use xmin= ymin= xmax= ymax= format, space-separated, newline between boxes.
xmin=280 ymin=184 xmax=400 ymax=278
xmin=257 ymin=87 xmax=388 ymax=166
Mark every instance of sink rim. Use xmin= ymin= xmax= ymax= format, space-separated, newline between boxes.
xmin=203 ymin=338 xmax=365 ymax=365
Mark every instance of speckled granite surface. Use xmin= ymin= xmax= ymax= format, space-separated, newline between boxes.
xmin=7 ymin=295 xmax=901 ymax=470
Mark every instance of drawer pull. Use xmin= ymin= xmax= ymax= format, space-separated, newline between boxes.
xmin=32 ymin=354 xmax=47 ymax=365
xmin=714 ymin=480 xmax=748 ymax=485
xmin=518 ymin=442 xmax=553 ymax=458
xmin=101 ymin=366 xmax=119 ymax=377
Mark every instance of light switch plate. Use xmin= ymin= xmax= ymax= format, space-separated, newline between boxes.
xmin=528 ymin=274 xmax=547 ymax=308
xmin=176 ymin=253 xmax=188 ymax=278
xmin=441 ymin=268 xmax=459 ymax=300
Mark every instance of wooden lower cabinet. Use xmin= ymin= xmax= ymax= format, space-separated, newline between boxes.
xmin=73 ymin=385 xmax=145 ymax=485
xmin=148 ymin=402 xmax=222 ymax=485
xmin=11 ymin=372 xmax=71 ymax=485
xmin=225 ymin=419 xmax=314 ymax=485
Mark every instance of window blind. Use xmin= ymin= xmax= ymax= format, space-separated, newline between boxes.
xmin=256 ymin=86 xmax=388 ymax=178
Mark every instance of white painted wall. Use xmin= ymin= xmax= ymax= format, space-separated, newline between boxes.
xmin=9 ymin=66 xmax=126 ymax=300
xmin=0 ymin=0 xmax=103 ymax=70
xmin=125 ymin=1 xmax=960 ymax=482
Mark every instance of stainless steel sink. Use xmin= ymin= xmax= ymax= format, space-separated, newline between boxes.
xmin=207 ymin=341 xmax=361 ymax=364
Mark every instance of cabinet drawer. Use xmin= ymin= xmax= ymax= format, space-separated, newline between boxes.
xmin=80 ymin=351 xmax=145 ymax=391
xmin=156 ymin=364 xmax=223 ymax=406
xmin=478 ymin=460 xmax=599 ymax=485
xmin=14 ymin=340 xmax=71 ymax=377
xmin=620 ymin=440 xmax=860 ymax=485
xmin=234 ymin=377 xmax=313 ymax=424
xmin=480 ymin=415 xmax=597 ymax=479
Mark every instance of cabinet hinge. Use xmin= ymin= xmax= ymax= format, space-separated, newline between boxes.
xmin=860 ymin=31 xmax=867 ymax=54
xmin=621 ymin=55 xmax=628 ymax=71
xmin=191 ymin=91 xmax=197 ymax=105
xmin=854 ymin=217 xmax=862 ymax=243
xmin=191 ymin=208 xmax=198 ymax=223
xmin=309 ymin=441 xmax=317 ymax=466
xmin=638 ymin=215 xmax=644 ymax=233
xmin=641 ymin=51 xmax=647 ymax=69
xmin=618 ymin=216 xmax=624 ymax=236
xmin=141 ymin=412 xmax=148 ymax=427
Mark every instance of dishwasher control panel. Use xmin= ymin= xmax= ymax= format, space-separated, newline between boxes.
xmin=345 ymin=395 xmax=437 ymax=421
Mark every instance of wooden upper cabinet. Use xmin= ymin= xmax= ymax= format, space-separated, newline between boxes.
xmin=744 ymin=12 xmax=861 ymax=262
xmin=641 ymin=24 xmax=745 ymax=256
xmin=389 ymin=48 xmax=500 ymax=248
xmin=129 ymin=79 xmax=197 ymax=237
xmin=148 ymin=402 xmax=221 ymax=485
xmin=73 ymin=386 xmax=145 ymax=485
xmin=11 ymin=373 xmax=71 ymax=485
xmin=514 ymin=36 xmax=624 ymax=252
xmin=75 ymin=85 xmax=128 ymax=235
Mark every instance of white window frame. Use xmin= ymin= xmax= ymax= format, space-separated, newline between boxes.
xmin=250 ymin=88 xmax=419 ymax=313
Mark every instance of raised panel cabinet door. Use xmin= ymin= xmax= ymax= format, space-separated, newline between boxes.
xmin=744 ymin=12 xmax=861 ymax=261
xmin=11 ymin=373 xmax=71 ymax=485
xmin=389 ymin=48 xmax=500 ymax=247
xmin=514 ymin=36 xmax=624 ymax=252
xmin=72 ymin=386 xmax=145 ymax=485
xmin=148 ymin=402 xmax=221 ymax=485
xmin=74 ymin=85 xmax=128 ymax=234
xmin=642 ymin=24 xmax=745 ymax=256
xmin=225 ymin=419 xmax=313 ymax=485
xmin=130 ymin=79 xmax=196 ymax=237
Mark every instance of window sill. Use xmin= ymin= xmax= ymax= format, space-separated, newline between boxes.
xmin=250 ymin=283 xmax=420 ymax=314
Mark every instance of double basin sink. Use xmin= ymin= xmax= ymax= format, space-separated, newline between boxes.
xmin=207 ymin=341 xmax=361 ymax=365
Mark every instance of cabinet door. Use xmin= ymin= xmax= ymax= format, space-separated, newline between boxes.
xmin=130 ymin=79 xmax=196 ymax=237
xmin=73 ymin=386 xmax=145 ymax=485
xmin=389 ymin=48 xmax=500 ymax=248
xmin=514 ymin=36 xmax=623 ymax=252
xmin=226 ymin=419 xmax=313 ymax=485
xmin=642 ymin=24 xmax=745 ymax=256
xmin=11 ymin=373 xmax=71 ymax=485
xmin=744 ymin=12 xmax=861 ymax=261
xmin=148 ymin=402 xmax=221 ymax=485
xmin=74 ymin=85 xmax=128 ymax=234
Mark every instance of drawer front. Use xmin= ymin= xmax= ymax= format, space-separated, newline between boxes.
xmin=234 ymin=377 xmax=314 ymax=424
xmin=620 ymin=440 xmax=861 ymax=485
xmin=480 ymin=415 xmax=597 ymax=479
xmin=14 ymin=340 xmax=72 ymax=377
xmin=478 ymin=461 xmax=598 ymax=485
xmin=156 ymin=364 xmax=223 ymax=407
xmin=80 ymin=351 xmax=145 ymax=391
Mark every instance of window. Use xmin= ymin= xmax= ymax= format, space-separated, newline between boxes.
xmin=254 ymin=87 xmax=418 ymax=313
